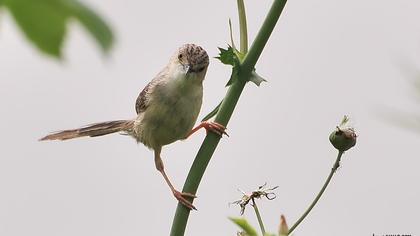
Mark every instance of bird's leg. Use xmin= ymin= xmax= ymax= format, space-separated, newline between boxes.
xmin=186 ymin=121 xmax=228 ymax=138
xmin=154 ymin=147 xmax=197 ymax=210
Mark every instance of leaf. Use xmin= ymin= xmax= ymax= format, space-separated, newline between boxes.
xmin=249 ymin=70 xmax=267 ymax=86
xmin=225 ymin=66 xmax=240 ymax=86
xmin=3 ymin=0 xmax=113 ymax=57
xmin=201 ymin=100 xmax=223 ymax=122
xmin=229 ymin=18 xmax=237 ymax=51
xmin=5 ymin=0 xmax=68 ymax=57
xmin=230 ymin=218 xmax=259 ymax=236
xmin=215 ymin=46 xmax=242 ymax=86
xmin=64 ymin=0 xmax=113 ymax=53
xmin=216 ymin=46 xmax=240 ymax=66
xmin=216 ymin=45 xmax=266 ymax=86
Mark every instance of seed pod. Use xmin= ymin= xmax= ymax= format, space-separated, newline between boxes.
xmin=329 ymin=116 xmax=357 ymax=152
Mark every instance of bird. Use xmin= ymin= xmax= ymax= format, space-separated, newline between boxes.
xmin=40 ymin=44 xmax=227 ymax=210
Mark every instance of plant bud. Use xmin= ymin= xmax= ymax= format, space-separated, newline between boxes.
xmin=279 ymin=215 xmax=289 ymax=236
xmin=329 ymin=116 xmax=357 ymax=152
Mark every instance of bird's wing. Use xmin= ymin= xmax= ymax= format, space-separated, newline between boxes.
xmin=135 ymin=83 xmax=151 ymax=114
xmin=135 ymin=66 xmax=168 ymax=114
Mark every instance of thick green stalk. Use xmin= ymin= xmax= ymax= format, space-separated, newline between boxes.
xmin=287 ymin=151 xmax=344 ymax=235
xmin=241 ymin=0 xmax=286 ymax=75
xmin=170 ymin=1 xmax=288 ymax=235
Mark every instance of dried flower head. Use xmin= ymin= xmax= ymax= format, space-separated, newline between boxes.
xmin=231 ymin=183 xmax=279 ymax=215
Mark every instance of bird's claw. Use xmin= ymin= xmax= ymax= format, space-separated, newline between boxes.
xmin=186 ymin=121 xmax=229 ymax=139
xmin=203 ymin=121 xmax=229 ymax=137
xmin=173 ymin=190 xmax=197 ymax=210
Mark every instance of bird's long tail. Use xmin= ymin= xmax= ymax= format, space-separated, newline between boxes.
xmin=39 ymin=120 xmax=135 ymax=141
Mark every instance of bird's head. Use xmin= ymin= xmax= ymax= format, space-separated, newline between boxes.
xmin=173 ymin=44 xmax=209 ymax=79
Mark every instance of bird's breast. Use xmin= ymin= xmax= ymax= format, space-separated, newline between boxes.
xmin=134 ymin=79 xmax=203 ymax=149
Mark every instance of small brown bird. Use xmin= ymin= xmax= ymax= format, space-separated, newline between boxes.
xmin=40 ymin=44 xmax=226 ymax=210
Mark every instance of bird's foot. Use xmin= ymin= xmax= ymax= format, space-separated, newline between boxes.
xmin=203 ymin=121 xmax=229 ymax=137
xmin=187 ymin=121 xmax=229 ymax=138
xmin=173 ymin=190 xmax=197 ymax=210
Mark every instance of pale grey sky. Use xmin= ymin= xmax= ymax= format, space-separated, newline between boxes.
xmin=1 ymin=0 xmax=420 ymax=236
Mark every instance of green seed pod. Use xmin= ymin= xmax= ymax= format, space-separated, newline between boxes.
xmin=329 ymin=116 xmax=357 ymax=152
xmin=329 ymin=127 xmax=357 ymax=152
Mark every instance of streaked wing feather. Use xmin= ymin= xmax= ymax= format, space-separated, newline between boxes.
xmin=135 ymin=66 xmax=168 ymax=114
xmin=135 ymin=83 xmax=150 ymax=114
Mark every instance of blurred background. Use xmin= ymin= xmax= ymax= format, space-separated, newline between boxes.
xmin=1 ymin=0 xmax=419 ymax=235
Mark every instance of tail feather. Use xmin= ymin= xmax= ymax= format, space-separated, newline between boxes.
xmin=40 ymin=120 xmax=134 ymax=141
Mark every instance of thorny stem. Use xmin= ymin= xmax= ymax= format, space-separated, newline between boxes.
xmin=287 ymin=151 xmax=345 ymax=235
xmin=169 ymin=1 xmax=288 ymax=235
xmin=252 ymin=198 xmax=266 ymax=235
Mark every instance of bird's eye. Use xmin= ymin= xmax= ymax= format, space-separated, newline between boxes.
xmin=197 ymin=66 xmax=205 ymax=72
xmin=178 ymin=54 xmax=183 ymax=60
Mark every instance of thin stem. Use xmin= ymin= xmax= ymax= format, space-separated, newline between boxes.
xmin=252 ymin=198 xmax=266 ymax=235
xmin=287 ymin=151 xmax=344 ymax=235
xmin=170 ymin=1 xmax=288 ymax=235
xmin=237 ymin=0 xmax=248 ymax=53
xmin=229 ymin=19 xmax=237 ymax=50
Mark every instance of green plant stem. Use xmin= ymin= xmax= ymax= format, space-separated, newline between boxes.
xmin=241 ymin=0 xmax=286 ymax=76
xmin=287 ymin=151 xmax=344 ymax=235
xmin=237 ymin=0 xmax=248 ymax=53
xmin=252 ymin=198 xmax=266 ymax=235
xmin=170 ymin=1 xmax=288 ymax=235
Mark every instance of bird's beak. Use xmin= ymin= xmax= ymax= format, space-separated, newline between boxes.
xmin=184 ymin=64 xmax=192 ymax=74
